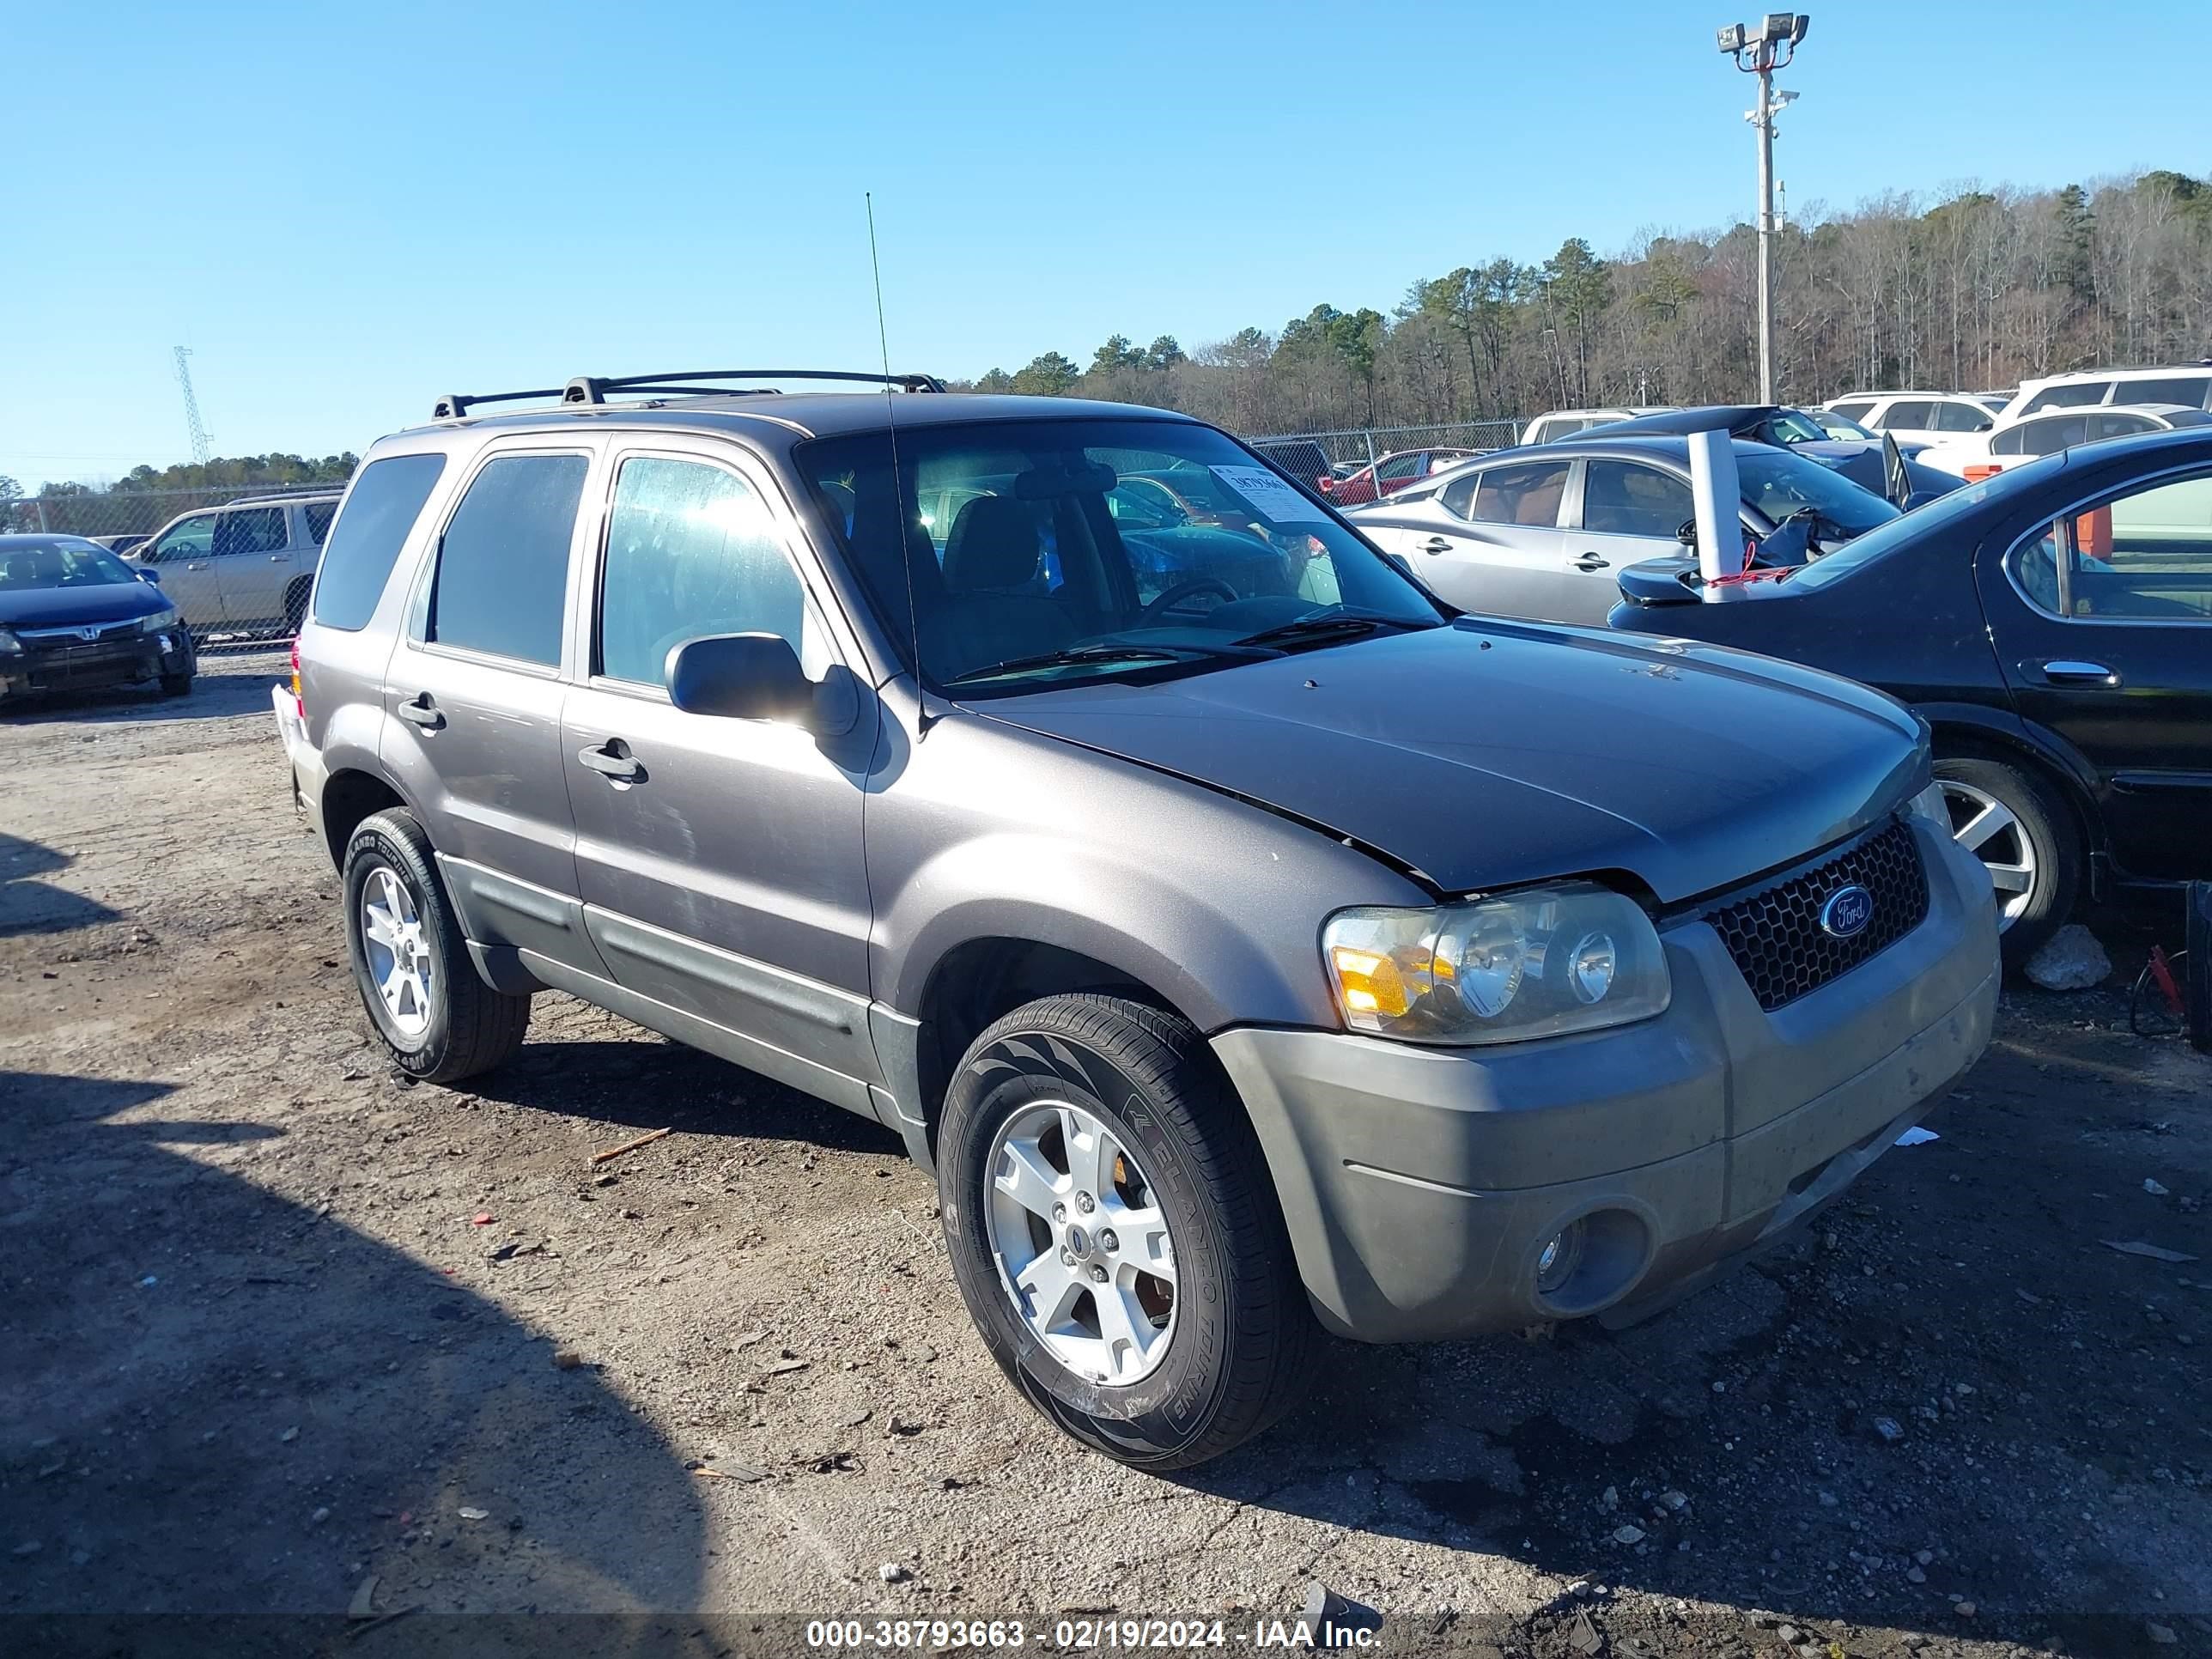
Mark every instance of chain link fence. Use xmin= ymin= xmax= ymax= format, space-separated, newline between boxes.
xmin=1 ymin=482 xmax=346 ymax=551
xmin=1244 ymin=419 xmax=1523 ymax=504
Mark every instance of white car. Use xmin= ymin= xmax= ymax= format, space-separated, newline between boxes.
xmin=1991 ymin=365 xmax=2212 ymax=424
xmin=1821 ymin=391 xmax=1996 ymax=447
xmin=1917 ymin=402 xmax=2212 ymax=479
xmin=1519 ymin=407 xmax=1673 ymax=445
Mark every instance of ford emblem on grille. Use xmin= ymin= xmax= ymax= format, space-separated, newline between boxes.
xmin=1819 ymin=884 xmax=1875 ymax=939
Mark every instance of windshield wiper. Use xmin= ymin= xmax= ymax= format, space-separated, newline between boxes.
xmin=1230 ymin=611 xmax=1430 ymax=650
xmin=943 ymin=643 xmax=1242 ymax=687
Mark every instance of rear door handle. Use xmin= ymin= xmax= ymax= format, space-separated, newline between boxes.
xmin=1574 ymin=553 xmax=1612 ymax=571
xmin=1418 ymin=537 xmax=1453 ymax=555
xmin=395 ymin=692 xmax=445 ymax=729
xmin=2035 ymin=659 xmax=2118 ymax=686
xmin=577 ymin=740 xmax=644 ymax=783
xmin=185 ymin=562 xmax=210 ymax=571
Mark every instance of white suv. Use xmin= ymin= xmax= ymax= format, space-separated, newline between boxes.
xmin=1821 ymin=392 xmax=1997 ymax=447
xmin=134 ymin=492 xmax=341 ymax=637
xmin=1521 ymin=407 xmax=1673 ymax=445
xmin=1992 ymin=365 xmax=2212 ymax=425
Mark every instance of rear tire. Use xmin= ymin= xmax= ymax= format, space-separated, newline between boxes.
xmin=343 ymin=807 xmax=531 ymax=1083
xmin=1932 ymin=754 xmax=2081 ymax=973
xmin=937 ymin=993 xmax=1315 ymax=1469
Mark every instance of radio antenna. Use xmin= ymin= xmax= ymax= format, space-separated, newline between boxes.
xmin=867 ymin=192 xmax=934 ymax=735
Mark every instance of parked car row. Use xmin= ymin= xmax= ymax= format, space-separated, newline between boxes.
xmin=275 ymin=369 xmax=2007 ymax=1469
xmin=0 ymin=535 xmax=197 ymax=704
xmin=125 ymin=490 xmax=343 ymax=639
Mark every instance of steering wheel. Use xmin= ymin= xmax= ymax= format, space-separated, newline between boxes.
xmin=1136 ymin=575 xmax=1239 ymax=624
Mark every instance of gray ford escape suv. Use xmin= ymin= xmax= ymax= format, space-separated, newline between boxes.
xmin=278 ymin=370 xmax=2000 ymax=1468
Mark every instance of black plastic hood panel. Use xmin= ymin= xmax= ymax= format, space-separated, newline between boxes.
xmin=979 ymin=621 xmax=1925 ymax=903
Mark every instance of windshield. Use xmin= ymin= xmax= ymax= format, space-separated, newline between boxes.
xmin=0 ymin=540 xmax=139 ymax=591
xmin=798 ymin=418 xmax=1443 ymax=693
xmin=1816 ymin=411 xmax=1875 ymax=441
xmin=1761 ymin=410 xmax=1834 ymax=446
xmin=1786 ymin=452 xmax=2069 ymax=590
xmin=1737 ymin=448 xmax=1899 ymax=538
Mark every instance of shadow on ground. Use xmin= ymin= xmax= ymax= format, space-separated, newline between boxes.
xmin=0 ymin=1070 xmax=708 ymax=1633
xmin=0 ymin=832 xmax=119 ymax=939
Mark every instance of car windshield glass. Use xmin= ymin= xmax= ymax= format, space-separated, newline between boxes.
xmin=1818 ymin=412 xmax=1875 ymax=440
xmin=798 ymin=418 xmax=1444 ymax=694
xmin=1763 ymin=410 xmax=1832 ymax=445
xmin=1736 ymin=449 xmax=1899 ymax=538
xmin=1786 ymin=452 xmax=2069 ymax=590
xmin=0 ymin=541 xmax=137 ymax=591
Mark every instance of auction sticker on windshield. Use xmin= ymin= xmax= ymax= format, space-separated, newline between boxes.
xmin=1210 ymin=465 xmax=1326 ymax=522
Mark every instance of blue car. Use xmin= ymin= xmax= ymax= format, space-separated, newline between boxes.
xmin=0 ymin=535 xmax=197 ymax=704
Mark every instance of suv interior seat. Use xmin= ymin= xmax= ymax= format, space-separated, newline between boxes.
xmin=925 ymin=495 xmax=1079 ymax=676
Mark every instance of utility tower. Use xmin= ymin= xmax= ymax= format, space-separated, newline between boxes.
xmin=173 ymin=345 xmax=212 ymax=465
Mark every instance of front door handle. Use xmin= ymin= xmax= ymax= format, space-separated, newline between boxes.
xmin=395 ymin=692 xmax=444 ymax=730
xmin=1574 ymin=553 xmax=1612 ymax=571
xmin=2036 ymin=659 xmax=2118 ymax=686
xmin=269 ymin=554 xmax=288 ymax=562
xmin=185 ymin=562 xmax=210 ymax=571
xmin=1418 ymin=537 xmax=1453 ymax=555
xmin=577 ymin=740 xmax=644 ymax=783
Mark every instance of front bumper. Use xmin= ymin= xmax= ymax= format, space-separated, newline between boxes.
xmin=1212 ymin=817 xmax=2000 ymax=1343
xmin=0 ymin=629 xmax=191 ymax=698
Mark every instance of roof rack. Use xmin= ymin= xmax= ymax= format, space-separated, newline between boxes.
xmin=432 ymin=368 xmax=945 ymax=421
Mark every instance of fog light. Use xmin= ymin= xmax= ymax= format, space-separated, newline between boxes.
xmin=1536 ymin=1220 xmax=1586 ymax=1294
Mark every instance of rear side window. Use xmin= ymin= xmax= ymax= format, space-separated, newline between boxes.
xmin=303 ymin=501 xmax=337 ymax=544
xmin=313 ymin=454 xmax=448 ymax=631
xmin=2121 ymin=374 xmax=2212 ymax=409
xmin=1931 ymin=401 xmax=1988 ymax=433
xmin=213 ymin=507 xmax=288 ymax=556
xmin=1880 ymin=399 xmax=1938 ymax=428
xmin=1829 ymin=401 xmax=1874 ymax=423
xmin=1468 ymin=461 xmax=1569 ymax=526
xmin=427 ymin=453 xmax=587 ymax=665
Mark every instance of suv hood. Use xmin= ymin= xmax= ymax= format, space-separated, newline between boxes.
xmin=971 ymin=621 xmax=1923 ymax=903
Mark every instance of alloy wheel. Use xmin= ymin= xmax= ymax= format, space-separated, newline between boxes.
xmin=984 ymin=1098 xmax=1178 ymax=1388
xmin=1939 ymin=780 xmax=2038 ymax=931
xmin=359 ymin=864 xmax=434 ymax=1036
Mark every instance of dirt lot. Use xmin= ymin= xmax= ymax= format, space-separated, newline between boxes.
xmin=3 ymin=651 xmax=2209 ymax=1659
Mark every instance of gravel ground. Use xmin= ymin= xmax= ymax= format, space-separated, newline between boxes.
xmin=2 ymin=652 xmax=2208 ymax=1659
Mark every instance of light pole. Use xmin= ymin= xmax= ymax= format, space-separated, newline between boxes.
xmin=1717 ymin=13 xmax=1808 ymax=404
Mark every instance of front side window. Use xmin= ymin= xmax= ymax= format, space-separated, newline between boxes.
xmin=2089 ymin=412 xmax=2156 ymax=442
xmin=1375 ymin=453 xmax=1425 ymax=483
xmin=797 ymin=418 xmax=1441 ymax=691
xmin=313 ymin=454 xmax=447 ymax=631
xmin=1880 ymin=400 xmax=1938 ymax=429
xmin=598 ymin=456 xmax=828 ymax=688
xmin=1582 ymin=461 xmax=1693 ymax=538
xmin=2020 ymin=414 xmax=2091 ymax=456
xmin=2013 ymin=471 xmax=2212 ymax=623
xmin=212 ymin=507 xmax=287 ymax=556
xmin=1933 ymin=401 xmax=1990 ymax=433
xmin=427 ymin=453 xmax=588 ymax=665
xmin=1468 ymin=461 xmax=1569 ymax=526
xmin=2023 ymin=381 xmax=2110 ymax=414
xmin=147 ymin=514 xmax=216 ymax=562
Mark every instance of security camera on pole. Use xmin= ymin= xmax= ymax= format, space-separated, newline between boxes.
xmin=1716 ymin=12 xmax=1808 ymax=405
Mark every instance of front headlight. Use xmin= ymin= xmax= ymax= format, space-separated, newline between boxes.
xmin=1324 ymin=883 xmax=1671 ymax=1045
xmin=0 ymin=627 xmax=21 ymax=657
xmin=140 ymin=606 xmax=180 ymax=634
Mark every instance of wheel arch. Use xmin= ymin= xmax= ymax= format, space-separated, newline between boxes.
xmin=1917 ymin=701 xmax=2100 ymax=859
xmin=318 ymin=766 xmax=410 ymax=872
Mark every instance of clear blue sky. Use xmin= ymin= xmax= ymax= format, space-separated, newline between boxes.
xmin=9 ymin=0 xmax=2209 ymax=488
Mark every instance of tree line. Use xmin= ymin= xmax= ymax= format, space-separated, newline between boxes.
xmin=959 ymin=169 xmax=2212 ymax=435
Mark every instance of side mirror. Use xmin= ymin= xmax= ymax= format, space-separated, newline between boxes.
xmin=137 ymin=567 xmax=161 ymax=583
xmin=665 ymin=632 xmax=856 ymax=733
xmin=1676 ymin=518 xmax=1699 ymax=548
xmin=1974 ymin=420 xmax=1992 ymax=432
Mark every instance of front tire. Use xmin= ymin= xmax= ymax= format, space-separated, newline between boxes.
xmin=342 ymin=808 xmax=531 ymax=1083
xmin=938 ymin=993 xmax=1315 ymax=1468
xmin=159 ymin=672 xmax=192 ymax=698
xmin=1933 ymin=755 xmax=2081 ymax=972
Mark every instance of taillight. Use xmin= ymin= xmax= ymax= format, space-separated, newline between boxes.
xmin=1964 ymin=463 xmax=2002 ymax=483
xmin=289 ymin=641 xmax=304 ymax=720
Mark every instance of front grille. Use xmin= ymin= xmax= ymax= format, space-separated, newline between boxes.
xmin=1705 ymin=818 xmax=1929 ymax=1012
xmin=19 ymin=620 xmax=138 ymax=644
